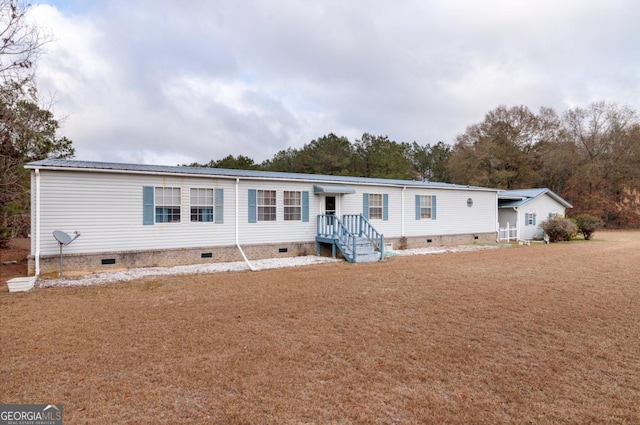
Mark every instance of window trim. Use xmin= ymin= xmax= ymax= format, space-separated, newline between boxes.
xmin=190 ymin=187 xmax=214 ymax=223
xmin=154 ymin=187 xmax=181 ymax=223
xmin=284 ymin=190 xmax=302 ymax=221
xmin=257 ymin=189 xmax=277 ymax=222
xmin=363 ymin=193 xmax=388 ymax=221
xmin=415 ymin=195 xmax=437 ymax=221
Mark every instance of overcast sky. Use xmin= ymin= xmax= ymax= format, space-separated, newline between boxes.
xmin=29 ymin=0 xmax=640 ymax=165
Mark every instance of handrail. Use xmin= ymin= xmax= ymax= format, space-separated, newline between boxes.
xmin=317 ymin=215 xmax=357 ymax=262
xmin=342 ymin=214 xmax=385 ymax=259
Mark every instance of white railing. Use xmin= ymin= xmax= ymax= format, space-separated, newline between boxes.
xmin=498 ymin=222 xmax=518 ymax=242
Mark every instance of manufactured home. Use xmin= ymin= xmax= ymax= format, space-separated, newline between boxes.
xmin=498 ymin=188 xmax=573 ymax=241
xmin=25 ymin=159 xmax=501 ymax=275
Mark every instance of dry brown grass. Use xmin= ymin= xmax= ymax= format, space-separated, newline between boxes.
xmin=1 ymin=231 xmax=639 ymax=424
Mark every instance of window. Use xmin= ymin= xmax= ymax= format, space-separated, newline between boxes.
xmin=155 ymin=187 xmax=181 ymax=223
xmin=418 ymin=195 xmax=432 ymax=219
xmin=414 ymin=195 xmax=437 ymax=220
xmin=190 ymin=188 xmax=214 ymax=222
xmin=284 ymin=191 xmax=301 ymax=221
xmin=369 ymin=193 xmax=383 ymax=220
xmin=363 ymin=193 xmax=388 ymax=221
xmin=525 ymin=212 xmax=537 ymax=226
xmin=258 ymin=190 xmax=276 ymax=221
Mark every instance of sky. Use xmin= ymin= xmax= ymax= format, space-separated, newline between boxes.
xmin=28 ymin=0 xmax=640 ymax=166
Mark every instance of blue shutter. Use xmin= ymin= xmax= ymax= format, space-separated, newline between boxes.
xmin=525 ymin=213 xmax=529 ymax=226
xmin=383 ymin=194 xmax=389 ymax=221
xmin=415 ymin=195 xmax=421 ymax=220
xmin=533 ymin=213 xmax=537 ymax=226
xmin=363 ymin=193 xmax=369 ymax=219
xmin=143 ymin=186 xmax=154 ymax=225
xmin=215 ymin=188 xmax=224 ymax=223
xmin=302 ymin=191 xmax=309 ymax=222
xmin=431 ymin=195 xmax=437 ymax=220
xmin=248 ymin=189 xmax=257 ymax=223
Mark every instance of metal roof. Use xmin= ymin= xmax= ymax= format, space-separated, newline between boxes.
xmin=498 ymin=188 xmax=573 ymax=208
xmin=25 ymin=159 xmax=498 ymax=192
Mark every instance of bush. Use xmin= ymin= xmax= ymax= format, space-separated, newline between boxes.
xmin=540 ymin=216 xmax=578 ymax=242
xmin=573 ymin=214 xmax=604 ymax=240
xmin=0 ymin=226 xmax=11 ymax=249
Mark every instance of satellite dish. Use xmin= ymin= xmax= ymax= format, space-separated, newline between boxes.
xmin=53 ymin=230 xmax=73 ymax=245
xmin=52 ymin=230 xmax=81 ymax=277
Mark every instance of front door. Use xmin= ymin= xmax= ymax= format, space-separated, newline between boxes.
xmin=325 ymin=196 xmax=336 ymax=216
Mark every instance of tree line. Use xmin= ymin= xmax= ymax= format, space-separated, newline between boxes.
xmin=189 ymin=102 xmax=640 ymax=228
xmin=2 ymin=1 xmax=639 ymax=244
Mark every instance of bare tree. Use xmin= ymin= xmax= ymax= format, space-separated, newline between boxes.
xmin=0 ymin=0 xmax=49 ymax=81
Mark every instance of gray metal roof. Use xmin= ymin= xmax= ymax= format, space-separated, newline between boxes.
xmin=498 ymin=188 xmax=573 ymax=208
xmin=25 ymin=159 xmax=498 ymax=191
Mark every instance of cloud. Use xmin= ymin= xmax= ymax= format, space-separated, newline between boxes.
xmin=30 ymin=0 xmax=640 ymax=165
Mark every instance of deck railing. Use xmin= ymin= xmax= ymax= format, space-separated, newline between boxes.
xmin=317 ymin=215 xmax=357 ymax=261
xmin=342 ymin=214 xmax=385 ymax=259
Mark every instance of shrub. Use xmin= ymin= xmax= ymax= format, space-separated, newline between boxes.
xmin=540 ymin=216 xmax=578 ymax=242
xmin=574 ymin=214 xmax=604 ymax=240
xmin=0 ymin=226 xmax=11 ymax=249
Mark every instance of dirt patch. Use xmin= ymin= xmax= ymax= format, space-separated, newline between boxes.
xmin=1 ymin=231 xmax=639 ymax=424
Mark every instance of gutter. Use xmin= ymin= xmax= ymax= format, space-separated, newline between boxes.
xmin=235 ymin=178 xmax=256 ymax=271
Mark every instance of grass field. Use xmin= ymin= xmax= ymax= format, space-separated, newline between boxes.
xmin=1 ymin=231 xmax=639 ymax=424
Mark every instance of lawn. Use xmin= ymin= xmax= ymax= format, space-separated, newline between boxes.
xmin=1 ymin=231 xmax=639 ymax=424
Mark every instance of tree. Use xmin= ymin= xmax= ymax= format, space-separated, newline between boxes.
xmin=292 ymin=133 xmax=355 ymax=176
xmin=353 ymin=133 xmax=413 ymax=179
xmin=405 ymin=141 xmax=451 ymax=182
xmin=1 ymin=0 xmax=73 ymax=237
xmin=446 ymin=105 xmax=552 ymax=189
xmin=260 ymin=147 xmax=300 ymax=172
xmin=1 ymin=0 xmax=48 ymax=79
xmin=573 ymin=214 xmax=604 ymax=240
xmin=561 ymin=102 xmax=640 ymax=227
xmin=0 ymin=84 xmax=74 ymax=233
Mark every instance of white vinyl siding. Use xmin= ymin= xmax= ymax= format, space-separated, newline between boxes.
xmin=34 ymin=171 xmax=236 ymax=255
xmin=32 ymin=168 xmax=499 ymax=257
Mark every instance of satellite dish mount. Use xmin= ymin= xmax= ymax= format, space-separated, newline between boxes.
xmin=53 ymin=230 xmax=81 ymax=277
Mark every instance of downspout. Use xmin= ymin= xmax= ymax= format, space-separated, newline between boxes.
xmin=34 ymin=168 xmax=41 ymax=276
xmin=401 ymin=186 xmax=406 ymax=237
xmin=235 ymin=178 xmax=256 ymax=271
xmin=514 ymin=207 xmax=520 ymax=241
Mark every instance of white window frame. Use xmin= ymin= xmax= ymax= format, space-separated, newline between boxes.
xmin=284 ymin=191 xmax=302 ymax=221
xmin=155 ymin=187 xmax=181 ymax=223
xmin=369 ymin=193 xmax=383 ymax=220
xmin=190 ymin=188 xmax=214 ymax=222
xmin=527 ymin=212 xmax=536 ymax=225
xmin=419 ymin=195 xmax=432 ymax=219
xmin=258 ymin=190 xmax=276 ymax=221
